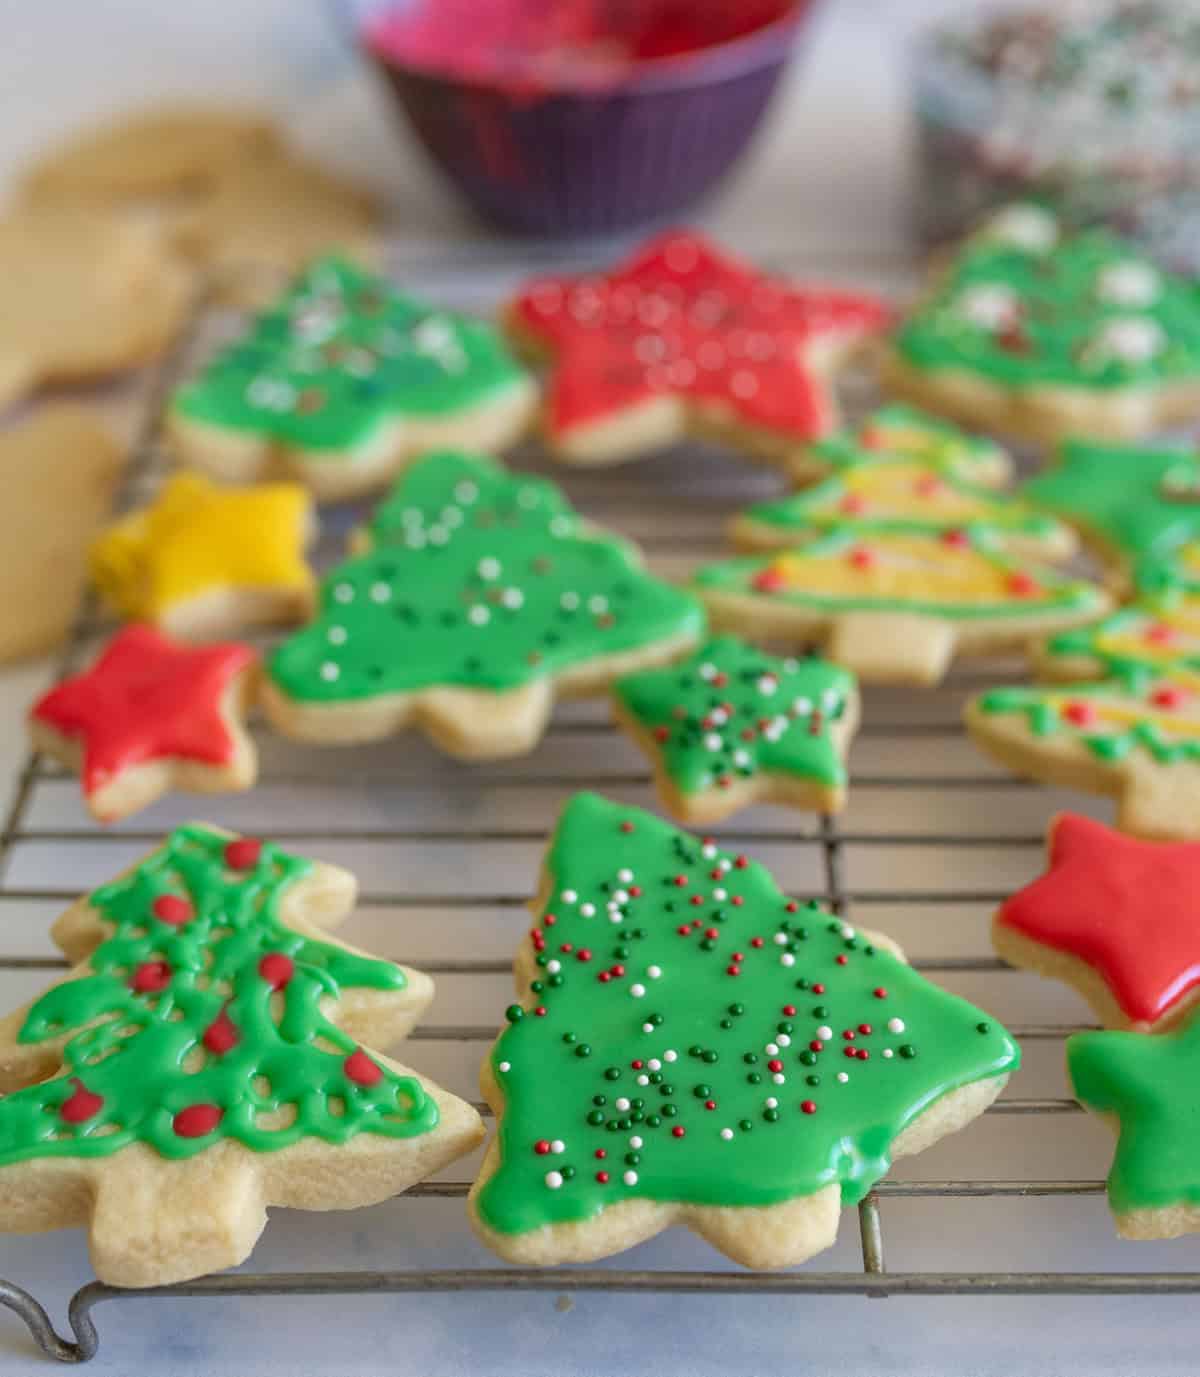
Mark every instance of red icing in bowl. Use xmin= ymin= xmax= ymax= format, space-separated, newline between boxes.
xmin=364 ymin=0 xmax=796 ymax=93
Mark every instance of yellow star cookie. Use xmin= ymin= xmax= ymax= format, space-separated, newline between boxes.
xmin=91 ymin=474 xmax=315 ymax=638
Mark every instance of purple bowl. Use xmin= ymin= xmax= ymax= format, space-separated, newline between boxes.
xmin=355 ymin=0 xmax=815 ymax=238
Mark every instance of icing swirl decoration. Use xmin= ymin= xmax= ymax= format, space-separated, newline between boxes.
xmin=507 ymin=229 xmax=892 ymax=465
xmin=469 ymin=794 xmax=1019 ymax=1268
xmin=263 ymin=450 xmax=705 ymax=755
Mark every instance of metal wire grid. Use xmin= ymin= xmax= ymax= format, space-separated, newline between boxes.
xmin=2 ymin=264 xmax=1199 ymax=1367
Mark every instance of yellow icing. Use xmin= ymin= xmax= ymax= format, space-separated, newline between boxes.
xmin=768 ymin=537 xmax=1028 ymax=604
xmin=834 ymin=463 xmax=1010 ymax=523
xmin=1041 ymin=690 xmax=1200 ymax=738
xmin=91 ymin=474 xmax=313 ymax=621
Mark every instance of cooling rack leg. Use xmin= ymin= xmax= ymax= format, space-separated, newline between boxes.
xmin=857 ymin=1196 xmax=888 ymax=1299
xmin=0 ymin=1278 xmax=98 ymax=1363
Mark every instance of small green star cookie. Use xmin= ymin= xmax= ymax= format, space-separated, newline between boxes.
xmin=612 ymin=637 xmax=858 ymax=824
xmin=168 ymin=256 xmax=536 ymax=501
xmin=1070 ymin=1010 xmax=1200 ymax=1240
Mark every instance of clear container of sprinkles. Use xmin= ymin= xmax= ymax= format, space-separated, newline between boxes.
xmin=914 ymin=0 xmax=1200 ymax=271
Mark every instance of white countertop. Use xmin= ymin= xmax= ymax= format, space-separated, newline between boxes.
xmin=3 ymin=2 xmax=1199 ymax=1374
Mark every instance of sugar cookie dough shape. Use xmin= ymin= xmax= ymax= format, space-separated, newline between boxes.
xmin=90 ymin=473 xmax=315 ymax=639
xmin=262 ymin=450 xmax=706 ymax=759
xmin=169 ymin=257 xmax=536 ymax=501
xmin=29 ymin=624 xmax=260 ymax=824
xmin=611 ymin=636 xmax=859 ymax=825
xmin=468 ymin=794 xmax=1019 ymax=1269
xmin=0 ymin=824 xmax=484 ymax=1287
xmin=506 ymin=229 xmax=891 ymax=468
xmin=882 ymin=204 xmax=1200 ymax=445
xmin=732 ymin=404 xmax=1075 ymax=560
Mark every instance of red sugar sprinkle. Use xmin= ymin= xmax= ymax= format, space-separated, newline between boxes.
xmin=632 ymin=1059 xmax=644 ymax=1069
xmin=858 ymin=1023 xmax=873 ymax=1035
xmin=534 ymin=1140 xmax=551 ymax=1155
xmin=767 ymin=1059 xmax=784 ymax=1073
xmin=676 ymin=926 xmax=691 ymax=936
xmin=577 ymin=948 xmax=593 ymax=962
xmin=857 ymin=1049 xmax=870 ymax=1060
xmin=152 ymin=894 xmax=193 ymax=926
xmin=801 ymin=1100 xmax=817 ymax=1115
xmin=843 ymin=1030 xmax=856 ymax=1041
xmin=849 ymin=546 xmax=876 ymax=570
xmin=810 ymin=1040 xmax=824 ymax=1052
xmin=653 ymin=726 xmax=671 ymax=742
xmin=812 ymin=983 xmax=825 ymax=994
xmin=783 ymin=1005 xmax=797 ymax=1016
xmin=620 ymin=822 xmax=635 ymax=833
xmin=1062 ymin=701 xmax=1096 ymax=727
xmin=731 ymin=896 xmax=744 ymax=907
xmin=732 ymin=952 xmax=744 ymax=962
xmin=596 ymin=1171 xmax=610 ymax=1183
xmin=611 ymin=965 xmax=625 ymax=977
xmin=726 ymin=965 xmax=741 ymax=976
xmin=629 ymin=886 xmax=642 ymax=897
xmin=705 ymin=1100 xmax=716 ymax=1110
xmin=560 ymin=942 xmax=573 ymax=952
xmin=751 ymin=937 xmax=764 ymax=948
xmin=710 ymin=868 xmax=723 ymax=880
xmin=1007 ymin=571 xmax=1039 ymax=598
xmin=203 ymin=1010 xmax=239 ymax=1055
xmin=1152 ymin=686 xmax=1186 ymax=709
xmin=836 ymin=954 xmax=848 ymax=965
xmin=692 ymin=918 xmax=703 ymax=928
xmin=785 ymin=901 xmax=799 ymax=913
xmin=674 ymin=875 xmax=689 ymax=887
xmin=705 ymin=927 xmax=720 ymax=940
xmin=534 ymin=1006 xmax=547 ymax=1016
xmin=599 ymin=972 xmax=612 ymax=983
xmin=672 ymin=1126 xmax=686 ymax=1138
xmin=844 ymin=1047 xmax=858 ymax=1059
xmin=595 ymin=1149 xmax=607 ymax=1159
xmin=542 ymin=914 xmax=557 ymax=926
xmin=941 ymin=529 xmax=969 ymax=549
xmin=690 ymin=894 xmax=704 ymax=907
xmin=734 ymin=856 xmax=748 ymax=869
xmin=873 ymin=987 xmax=888 ymax=999
xmin=1146 ymin=623 xmax=1175 ymax=644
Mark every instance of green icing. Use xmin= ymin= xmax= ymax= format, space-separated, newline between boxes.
xmin=976 ymin=680 xmax=1200 ymax=764
xmin=613 ymin=637 xmax=854 ymax=797
xmin=1069 ymin=1011 xmax=1200 ymax=1215
xmin=269 ymin=451 xmax=705 ymax=702
xmin=811 ymin=403 xmax=1008 ymax=482
xmin=476 ymin=793 xmax=1019 ymax=1234
xmin=0 ymin=825 xmax=438 ymax=1163
xmin=691 ymin=529 xmax=1104 ymax=621
xmin=895 ymin=210 xmax=1200 ymax=390
xmin=1025 ymin=440 xmax=1200 ymax=576
xmin=172 ymin=256 xmax=529 ymax=453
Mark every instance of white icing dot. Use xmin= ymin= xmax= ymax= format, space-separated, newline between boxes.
xmin=647 ymin=965 xmax=662 ymax=979
xmin=702 ymin=843 xmax=718 ymax=859
xmin=560 ymin=591 xmax=581 ymax=611
xmin=429 ymin=525 xmax=451 ymax=545
xmin=703 ymin=733 xmax=722 ymax=751
xmin=630 ymin=983 xmax=646 ymax=999
xmin=1096 ymin=262 xmax=1161 ymax=306
xmin=699 ymin=662 xmax=718 ymax=681
xmin=709 ymin=708 xmax=729 ymax=727
xmin=579 ymin=903 xmax=596 ymax=918
xmin=454 ymin=481 xmax=479 ymax=503
xmin=636 ymin=1074 xmax=649 ymax=1086
xmin=501 ymin=588 xmax=525 ymax=610
xmin=780 ymin=953 xmax=796 ymax=967
xmin=713 ymin=888 xmax=727 ymax=902
xmin=588 ymin=595 xmax=609 ymax=614
xmin=887 ymin=1017 xmax=906 ymax=1034
xmin=617 ymin=868 xmax=634 ymax=884
xmin=837 ymin=1072 xmax=849 ymax=1083
xmin=370 ymin=581 xmax=391 ymax=603
xmin=561 ymin=890 xmax=578 ymax=904
xmin=642 ymin=1022 xmax=654 ymax=1033
xmin=333 ymin=583 xmax=354 ymax=604
xmin=623 ymin=1170 xmax=639 ymax=1186
xmin=615 ymin=1097 xmax=631 ymax=1112
xmin=612 ymin=890 xmax=629 ymax=905
xmin=817 ymin=1025 xmax=833 ymax=1040
xmin=733 ymin=747 xmax=751 ymax=768
xmin=1094 ymin=316 xmax=1166 ymax=363
xmin=793 ymin=697 xmax=812 ymax=715
xmin=498 ymin=1061 xmax=511 ymax=1073
xmin=319 ymin=662 xmax=340 ymax=682
xmin=757 ymin=675 xmax=778 ymax=696
xmin=720 ymin=1127 xmax=734 ymax=1141
xmin=550 ymin=516 xmax=573 ymax=537
xmin=985 ymin=204 xmax=1058 ymax=253
xmin=883 ymin=1048 xmax=895 ymax=1059
xmin=551 ymin=1139 xmax=565 ymax=1154
xmin=839 ymin=923 xmax=856 ymax=939
xmin=956 ymin=282 xmax=1020 ymax=330
xmin=327 ymin=626 xmax=348 ymax=646
xmin=719 ymin=858 xmax=732 ymax=873
xmin=663 ymin=1049 xmax=678 ymax=1063
xmin=468 ymin=605 xmax=490 ymax=626
xmin=821 ymin=688 xmax=841 ymax=710
xmin=765 ymin=1043 xmax=780 ymax=1056
xmin=545 ymin=1171 xmax=563 ymax=1189
xmin=478 ymin=557 xmax=501 ymax=581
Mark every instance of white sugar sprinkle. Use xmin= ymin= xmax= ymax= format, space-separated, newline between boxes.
xmin=887 ymin=1017 xmax=905 ymax=1034
xmin=623 ymin=1170 xmax=639 ymax=1186
xmin=545 ymin=1171 xmax=563 ymax=1189
xmin=630 ymin=983 xmax=646 ymax=998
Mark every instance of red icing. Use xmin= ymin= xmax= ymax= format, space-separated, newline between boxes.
xmin=130 ymin=960 xmax=172 ymax=994
xmin=30 ymin=625 xmax=257 ymax=808
xmin=258 ymin=953 xmax=295 ymax=990
xmin=512 ymin=231 xmax=890 ymax=444
xmin=173 ymin=1104 xmax=222 ymax=1138
xmin=997 ymin=814 xmax=1200 ymax=1027
xmin=60 ymin=1078 xmax=103 ymax=1124
xmin=203 ymin=1009 xmax=240 ymax=1055
xmin=152 ymin=894 xmax=193 ymax=926
xmin=344 ymin=1048 xmax=384 ymax=1087
xmin=224 ymin=838 xmax=263 ymax=870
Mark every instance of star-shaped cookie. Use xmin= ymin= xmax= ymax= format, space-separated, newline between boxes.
xmin=611 ymin=637 xmax=858 ymax=824
xmin=995 ymin=813 xmax=1200 ymax=1031
xmin=30 ymin=624 xmax=259 ymax=823
xmin=1069 ymin=1011 xmax=1200 ymax=1239
xmin=507 ymin=229 xmax=892 ymax=468
xmin=90 ymin=473 xmax=315 ymax=639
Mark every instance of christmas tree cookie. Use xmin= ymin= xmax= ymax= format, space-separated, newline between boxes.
xmin=995 ymin=814 xmax=1200 ymax=1033
xmin=263 ymin=450 xmax=705 ymax=758
xmin=1069 ymin=1011 xmax=1200 ymax=1240
xmin=1023 ymin=439 xmax=1200 ymax=591
xmin=168 ymin=256 xmax=536 ymax=501
xmin=468 ymin=793 xmax=1019 ymax=1269
xmin=611 ymin=637 xmax=858 ymax=824
xmin=29 ymin=624 xmax=259 ymax=823
xmin=690 ymin=530 xmax=1108 ymax=685
xmin=882 ymin=204 xmax=1200 ymax=445
xmin=732 ymin=410 xmax=1074 ymax=560
xmin=0 ymin=824 xmax=483 ymax=1287
xmin=90 ymin=473 xmax=315 ymax=639
xmin=506 ymin=229 xmax=891 ymax=469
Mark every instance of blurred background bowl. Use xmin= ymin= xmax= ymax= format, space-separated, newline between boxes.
xmin=347 ymin=0 xmax=817 ymax=239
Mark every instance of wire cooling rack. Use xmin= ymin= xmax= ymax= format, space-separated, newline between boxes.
xmin=2 ymin=253 xmax=1199 ymax=1366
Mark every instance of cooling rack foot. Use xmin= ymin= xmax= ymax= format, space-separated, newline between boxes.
xmin=0 ymin=1278 xmax=102 ymax=1363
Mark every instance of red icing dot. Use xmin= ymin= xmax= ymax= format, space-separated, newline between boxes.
xmin=858 ymin=1023 xmax=873 ymax=1035
xmin=542 ymin=914 xmax=557 ymax=927
xmin=620 ymin=821 xmax=635 ymax=833
xmin=753 ymin=568 xmax=787 ymax=593
xmin=559 ymin=942 xmax=573 ymax=953
xmin=726 ymin=965 xmax=740 ymax=976
xmin=223 ymin=838 xmax=262 ymax=870
xmin=844 ymin=1046 xmax=858 ymax=1059
xmin=705 ymin=927 xmax=720 ymax=939
xmin=203 ymin=1009 xmax=239 ymax=1054
xmin=1152 ymin=686 xmax=1186 ymax=709
xmin=941 ymin=529 xmax=969 ymax=549
xmin=676 ymin=926 xmax=691 ymax=937
xmin=152 ymin=894 xmax=193 ymax=926
xmin=873 ymin=988 xmax=888 ymax=999
xmin=673 ymin=875 xmax=689 ymax=887
xmin=705 ymin=1099 xmax=717 ymax=1110
xmin=1007 ymin=572 xmax=1039 ymax=598
xmin=750 ymin=937 xmax=764 ymax=948
xmin=628 ymin=885 xmax=642 ymax=897
xmin=785 ymin=901 xmax=799 ymax=913
xmin=734 ymin=856 xmax=749 ymax=870
xmin=131 ymin=960 xmax=171 ymax=993
xmin=174 ymin=1104 xmax=222 ymax=1138
xmin=596 ymin=1171 xmax=610 ymax=1183
xmin=576 ymin=948 xmax=593 ymax=962
xmin=611 ymin=965 xmax=625 ymax=977
xmin=534 ymin=1139 xmax=552 ymax=1155
xmin=344 ymin=1048 xmax=383 ymax=1087
xmin=801 ymin=1100 xmax=817 ymax=1114
xmin=631 ymin=1059 xmax=644 ymax=1070
xmin=843 ymin=1029 xmax=856 ymax=1041
xmin=849 ymin=546 xmax=876 ymax=571
xmin=767 ymin=1059 xmax=784 ymax=1073
xmin=731 ymin=896 xmax=744 ymax=907
xmin=1062 ymin=701 xmax=1097 ymax=727
xmin=595 ymin=1149 xmax=607 ymax=1159
xmin=672 ymin=1125 xmax=686 ymax=1138
xmin=689 ymin=894 xmax=704 ymax=907
xmin=60 ymin=1078 xmax=103 ymax=1124
xmin=783 ymin=1005 xmax=797 ymax=1016
xmin=534 ymin=1006 xmax=547 ymax=1016
xmin=836 ymin=954 xmax=849 ymax=965
xmin=810 ymin=1040 xmax=824 ymax=1052
xmin=1146 ymin=623 xmax=1175 ymax=645
xmin=258 ymin=952 xmax=295 ymax=989
xmin=857 ymin=1048 xmax=870 ymax=1060
xmin=653 ymin=726 xmax=671 ymax=742
xmin=812 ymin=983 xmax=825 ymax=994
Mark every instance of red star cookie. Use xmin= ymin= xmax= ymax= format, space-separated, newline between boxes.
xmin=29 ymin=624 xmax=259 ymax=823
xmin=507 ymin=229 xmax=892 ymax=468
xmin=994 ymin=813 xmax=1200 ymax=1031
